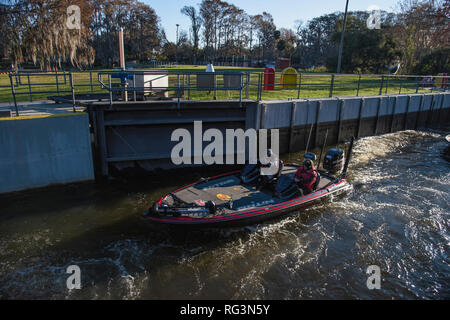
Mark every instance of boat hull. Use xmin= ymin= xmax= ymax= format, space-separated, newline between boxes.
xmin=145 ymin=170 xmax=351 ymax=228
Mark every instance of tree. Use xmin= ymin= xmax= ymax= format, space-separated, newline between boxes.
xmin=200 ymin=0 xmax=224 ymax=61
xmin=295 ymin=13 xmax=339 ymax=68
xmin=277 ymin=28 xmax=298 ymax=60
xmin=414 ymin=47 xmax=450 ymax=74
xmin=253 ymin=12 xmax=277 ymax=62
xmin=0 ymin=0 xmax=25 ymax=68
xmin=1 ymin=0 xmax=444 ymax=72
xmin=199 ymin=0 xmax=253 ymax=63
xmin=90 ymin=0 xmax=161 ymax=66
xmin=392 ymin=0 xmax=448 ymax=73
xmin=160 ymin=29 xmax=193 ymax=63
xmin=125 ymin=1 xmax=160 ymax=62
xmin=181 ymin=6 xmax=202 ymax=64
xmin=1 ymin=0 xmax=95 ymax=69
xmin=326 ymin=12 xmax=401 ymax=74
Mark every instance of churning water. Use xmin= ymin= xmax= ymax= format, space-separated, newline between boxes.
xmin=0 ymin=130 xmax=449 ymax=299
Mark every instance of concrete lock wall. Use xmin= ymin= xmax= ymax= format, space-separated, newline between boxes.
xmin=258 ymin=92 xmax=450 ymax=154
xmin=0 ymin=113 xmax=95 ymax=194
xmin=87 ymin=93 xmax=449 ymax=178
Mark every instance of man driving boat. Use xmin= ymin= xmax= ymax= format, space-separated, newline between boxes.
xmin=294 ymin=159 xmax=319 ymax=195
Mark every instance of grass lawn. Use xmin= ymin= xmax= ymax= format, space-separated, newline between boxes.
xmin=0 ymin=65 xmax=429 ymax=104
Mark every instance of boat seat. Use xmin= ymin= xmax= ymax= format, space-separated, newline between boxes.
xmin=313 ymin=172 xmax=321 ymax=191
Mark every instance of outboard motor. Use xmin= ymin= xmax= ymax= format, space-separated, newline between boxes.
xmin=323 ymin=148 xmax=345 ymax=174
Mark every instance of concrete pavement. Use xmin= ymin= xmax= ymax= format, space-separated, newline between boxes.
xmin=0 ymin=100 xmax=84 ymax=117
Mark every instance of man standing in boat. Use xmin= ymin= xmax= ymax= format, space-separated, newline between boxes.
xmin=294 ymin=159 xmax=319 ymax=195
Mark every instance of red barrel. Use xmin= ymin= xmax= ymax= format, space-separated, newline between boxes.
xmin=264 ymin=67 xmax=275 ymax=90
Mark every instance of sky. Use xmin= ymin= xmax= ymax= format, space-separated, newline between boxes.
xmin=145 ymin=0 xmax=401 ymax=42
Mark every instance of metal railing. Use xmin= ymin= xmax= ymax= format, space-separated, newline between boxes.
xmin=95 ymin=71 xmax=449 ymax=103
xmin=145 ymin=61 xmax=179 ymax=69
xmin=1 ymin=69 xmax=449 ymax=115
xmin=6 ymin=72 xmax=76 ymax=116
xmin=248 ymin=72 xmax=449 ymax=101
xmin=97 ymin=70 xmax=251 ymax=108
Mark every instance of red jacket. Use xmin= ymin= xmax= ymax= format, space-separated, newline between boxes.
xmin=295 ymin=166 xmax=318 ymax=193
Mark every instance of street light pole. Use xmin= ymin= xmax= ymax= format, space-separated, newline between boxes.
xmin=176 ymin=24 xmax=180 ymax=64
xmin=336 ymin=0 xmax=349 ymax=74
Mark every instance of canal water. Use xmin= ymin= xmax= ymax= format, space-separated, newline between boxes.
xmin=0 ymin=130 xmax=449 ymax=299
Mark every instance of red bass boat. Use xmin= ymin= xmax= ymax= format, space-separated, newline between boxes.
xmin=145 ymin=138 xmax=355 ymax=227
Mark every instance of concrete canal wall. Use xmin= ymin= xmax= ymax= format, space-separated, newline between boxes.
xmin=89 ymin=92 xmax=449 ymax=178
xmin=256 ymin=93 xmax=450 ymax=154
xmin=0 ymin=113 xmax=94 ymax=194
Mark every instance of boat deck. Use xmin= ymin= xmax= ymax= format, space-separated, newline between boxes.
xmin=168 ymin=165 xmax=334 ymax=213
